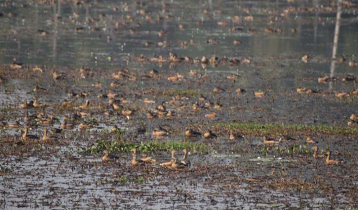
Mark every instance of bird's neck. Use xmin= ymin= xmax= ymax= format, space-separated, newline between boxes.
xmin=326 ymin=153 xmax=330 ymax=161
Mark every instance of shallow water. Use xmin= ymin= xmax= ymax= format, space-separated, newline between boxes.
xmin=1 ymin=0 xmax=358 ymax=209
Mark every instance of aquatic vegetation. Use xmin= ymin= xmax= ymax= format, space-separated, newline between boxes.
xmin=0 ymin=166 xmax=12 ymax=175
xmin=111 ymin=175 xmax=146 ymax=184
xmin=80 ymin=139 xmax=207 ymax=154
xmin=162 ymin=89 xmax=201 ymax=96
xmin=102 ymin=127 xmax=126 ymax=134
xmin=218 ymin=122 xmax=358 ymax=136
xmin=87 ymin=117 xmax=99 ymax=123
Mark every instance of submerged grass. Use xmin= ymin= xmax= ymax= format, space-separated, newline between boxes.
xmin=217 ymin=122 xmax=358 ymax=136
xmin=261 ymin=144 xmax=313 ymax=156
xmin=162 ymin=89 xmax=201 ymax=96
xmin=81 ymin=139 xmax=207 ymax=154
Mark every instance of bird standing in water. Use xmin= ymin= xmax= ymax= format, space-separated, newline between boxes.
xmin=102 ymin=150 xmax=119 ymax=162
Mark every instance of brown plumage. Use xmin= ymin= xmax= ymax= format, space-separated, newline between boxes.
xmin=263 ymin=136 xmax=281 ymax=145
xmin=181 ymin=149 xmax=190 ymax=167
xmin=42 ymin=128 xmax=55 ymax=141
xmin=131 ymin=148 xmax=145 ymax=166
xmin=185 ymin=129 xmax=201 ymax=137
xmin=203 ymin=130 xmax=217 ymax=139
xmin=312 ymin=146 xmax=324 ymax=158
xmin=306 ymin=137 xmax=316 ymax=144
xmin=102 ymin=150 xmax=119 ymax=162
xmin=22 ymin=128 xmax=39 ymax=141
xmin=160 ymin=149 xmax=177 ymax=167
xmin=152 ymin=127 xmax=168 ymax=137
xmin=325 ymin=151 xmax=341 ymax=165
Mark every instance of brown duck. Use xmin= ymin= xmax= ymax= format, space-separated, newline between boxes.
xmin=181 ymin=149 xmax=190 ymax=167
xmin=312 ymin=146 xmax=324 ymax=158
xmin=203 ymin=130 xmax=217 ymax=139
xmin=325 ymin=151 xmax=342 ymax=165
xmin=22 ymin=128 xmax=39 ymax=141
xmin=131 ymin=148 xmax=145 ymax=166
xmin=185 ymin=128 xmax=201 ymax=137
xmin=102 ymin=150 xmax=119 ymax=162
xmin=160 ymin=149 xmax=177 ymax=167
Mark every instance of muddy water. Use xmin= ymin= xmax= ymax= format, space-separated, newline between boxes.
xmin=1 ymin=0 xmax=358 ymax=209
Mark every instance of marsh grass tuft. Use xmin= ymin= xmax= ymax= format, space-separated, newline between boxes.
xmin=117 ymin=175 xmax=145 ymax=184
xmin=217 ymin=122 xmax=358 ymax=136
xmin=0 ymin=166 xmax=12 ymax=174
xmin=162 ymin=89 xmax=201 ymax=96
xmin=102 ymin=128 xmax=126 ymax=134
xmin=88 ymin=117 xmax=99 ymax=123
xmin=81 ymin=139 xmax=207 ymax=154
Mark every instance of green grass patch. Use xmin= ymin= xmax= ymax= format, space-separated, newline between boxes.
xmin=88 ymin=117 xmax=99 ymax=123
xmin=102 ymin=128 xmax=126 ymax=135
xmin=0 ymin=166 xmax=12 ymax=174
xmin=217 ymin=122 xmax=358 ymax=136
xmin=261 ymin=144 xmax=313 ymax=156
xmin=116 ymin=175 xmax=145 ymax=184
xmin=80 ymin=139 xmax=207 ymax=154
xmin=162 ymin=89 xmax=201 ymax=96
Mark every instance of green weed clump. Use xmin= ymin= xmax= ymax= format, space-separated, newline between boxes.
xmin=81 ymin=139 xmax=207 ymax=154
xmin=162 ymin=89 xmax=201 ymax=96
xmin=217 ymin=122 xmax=358 ymax=136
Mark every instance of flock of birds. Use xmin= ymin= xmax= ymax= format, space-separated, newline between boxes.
xmin=13 ymin=88 xmax=346 ymax=168
xmin=102 ymin=148 xmax=190 ymax=169
xmin=3 ymin=51 xmax=350 ymax=170
xmin=99 ymin=135 xmax=343 ymax=169
xmin=18 ymin=120 xmax=343 ymax=166
xmin=262 ymin=136 xmax=343 ymax=165
xmin=3 ymin=0 xmax=354 ymax=170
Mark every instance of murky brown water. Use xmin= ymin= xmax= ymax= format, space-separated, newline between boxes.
xmin=1 ymin=0 xmax=358 ymax=209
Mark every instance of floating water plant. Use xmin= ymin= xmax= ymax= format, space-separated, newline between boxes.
xmin=80 ymin=139 xmax=207 ymax=154
xmin=162 ymin=89 xmax=201 ymax=96
xmin=218 ymin=122 xmax=358 ymax=136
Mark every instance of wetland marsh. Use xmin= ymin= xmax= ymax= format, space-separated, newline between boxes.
xmin=0 ymin=0 xmax=358 ymax=209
